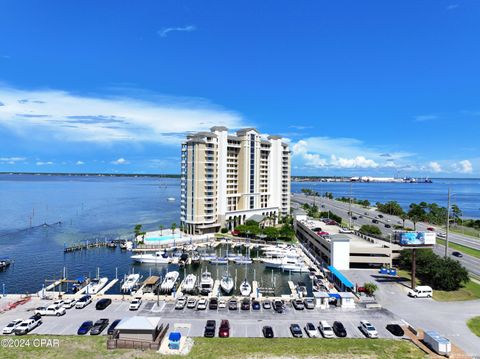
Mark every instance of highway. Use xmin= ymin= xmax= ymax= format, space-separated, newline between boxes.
xmin=291 ymin=193 xmax=480 ymax=278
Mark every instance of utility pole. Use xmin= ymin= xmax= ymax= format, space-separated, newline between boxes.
xmin=349 ymin=182 xmax=352 ymax=229
xmin=445 ymin=187 xmax=451 ymax=258
xmin=411 ymin=248 xmax=416 ymax=290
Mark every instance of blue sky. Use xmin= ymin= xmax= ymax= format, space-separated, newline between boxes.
xmin=0 ymin=0 xmax=479 ymax=176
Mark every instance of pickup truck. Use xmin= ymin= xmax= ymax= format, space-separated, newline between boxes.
xmin=45 ymin=304 xmax=66 ymax=316
xmin=14 ymin=314 xmax=42 ymax=335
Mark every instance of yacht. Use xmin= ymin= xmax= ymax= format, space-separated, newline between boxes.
xmin=191 ymin=251 xmax=201 ymax=264
xmin=210 ymin=257 xmax=228 ymax=265
xmin=281 ymin=260 xmax=309 ymax=273
xmin=234 ymin=256 xmax=252 ymax=264
xmin=199 ymin=271 xmax=214 ymax=295
xmin=85 ymin=277 xmax=108 ymax=294
xmin=220 ymin=273 xmax=234 ymax=294
xmin=180 ymin=274 xmax=197 ymax=293
xmin=125 ymin=241 xmax=133 ymax=251
xmin=240 ymin=279 xmax=252 ymax=296
xmin=160 ymin=271 xmax=179 ymax=293
xmin=121 ymin=273 xmax=141 ymax=292
xmin=131 ymin=251 xmax=171 ymax=264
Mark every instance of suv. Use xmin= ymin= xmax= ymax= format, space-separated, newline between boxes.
xmin=319 ymin=320 xmax=335 ymax=338
xmin=291 ymin=299 xmax=304 ymax=310
xmin=273 ymin=300 xmax=284 ymax=313
xmin=290 ymin=323 xmax=303 ymax=338
xmin=175 ymin=297 xmax=187 ymax=310
xmin=90 ymin=318 xmax=109 ymax=335
xmin=241 ymin=298 xmax=250 ymax=310
xmin=129 ymin=298 xmax=142 ymax=311
xmin=360 ymin=320 xmax=378 ymax=338
xmin=262 ymin=326 xmax=274 ymax=338
xmin=209 ymin=298 xmax=218 ymax=310
xmin=204 ymin=320 xmax=216 ymax=338
xmin=219 ymin=320 xmax=230 ymax=338
xmin=303 ymin=298 xmax=315 ymax=310
xmin=45 ymin=304 xmax=66 ymax=316
xmin=75 ymin=295 xmax=92 ymax=309
xmin=228 ymin=298 xmax=238 ymax=310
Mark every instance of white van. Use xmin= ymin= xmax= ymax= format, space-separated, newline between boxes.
xmin=408 ymin=285 xmax=433 ymax=298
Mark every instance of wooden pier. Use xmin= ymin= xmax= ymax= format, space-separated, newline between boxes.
xmin=64 ymin=239 xmax=119 ymax=253
xmin=97 ymin=279 xmax=118 ymax=295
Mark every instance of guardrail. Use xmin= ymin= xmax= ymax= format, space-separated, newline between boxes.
xmin=107 ymin=323 xmax=169 ymax=351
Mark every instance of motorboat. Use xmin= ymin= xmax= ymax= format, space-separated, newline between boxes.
xmin=210 ymin=257 xmax=228 ymax=265
xmin=200 ymin=253 xmax=217 ymax=261
xmin=240 ymin=279 xmax=252 ymax=296
xmin=191 ymin=251 xmax=201 ymax=264
xmin=167 ymin=197 xmax=176 ymax=201
xmin=234 ymin=256 xmax=252 ymax=264
xmin=281 ymin=260 xmax=309 ymax=273
xmin=85 ymin=277 xmax=108 ymax=294
xmin=180 ymin=274 xmax=197 ymax=293
xmin=119 ymin=241 xmax=127 ymax=250
xmin=160 ymin=271 xmax=179 ymax=293
xmin=0 ymin=257 xmax=13 ymax=270
xmin=296 ymin=281 xmax=308 ymax=297
xmin=199 ymin=271 xmax=214 ymax=295
xmin=121 ymin=273 xmax=141 ymax=292
xmin=220 ymin=273 xmax=234 ymax=294
xmin=125 ymin=241 xmax=133 ymax=251
xmin=131 ymin=251 xmax=171 ymax=264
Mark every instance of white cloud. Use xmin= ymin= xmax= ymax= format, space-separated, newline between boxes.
xmin=111 ymin=158 xmax=128 ymax=165
xmin=330 ymin=155 xmax=378 ymax=169
xmin=414 ymin=114 xmax=438 ymax=122
xmin=428 ymin=161 xmax=442 ymax=173
xmin=36 ymin=161 xmax=53 ymax=166
xmin=157 ymin=25 xmax=196 ymax=37
xmin=457 ymin=160 xmax=473 ymax=173
xmin=76 ymin=160 xmax=85 ymax=165
xmin=0 ymin=85 xmax=246 ymax=144
xmin=0 ymin=156 xmax=26 ymax=164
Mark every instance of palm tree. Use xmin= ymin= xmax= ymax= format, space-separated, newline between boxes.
xmin=399 ymin=213 xmax=408 ymax=229
xmin=159 ymin=225 xmax=164 ymax=235
xmin=134 ymin=224 xmax=143 ymax=238
xmin=171 ymin=222 xmax=177 ymax=235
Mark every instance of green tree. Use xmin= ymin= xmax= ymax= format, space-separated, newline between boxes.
xmin=359 ymin=225 xmax=382 ymax=236
xmin=159 ymin=224 xmax=164 ymax=235
xmin=364 ymin=282 xmax=378 ymax=296
xmin=279 ymin=223 xmax=295 ymax=240
xmin=399 ymin=213 xmax=408 ymax=229
xmin=376 ymin=201 xmax=405 ymax=216
xmin=262 ymin=226 xmax=279 ymax=240
xmin=451 ymin=204 xmax=462 ymax=226
xmin=171 ymin=222 xmax=177 ymax=235
xmin=134 ymin=224 xmax=143 ymax=238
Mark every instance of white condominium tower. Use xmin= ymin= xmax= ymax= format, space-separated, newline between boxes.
xmin=180 ymin=127 xmax=291 ymax=235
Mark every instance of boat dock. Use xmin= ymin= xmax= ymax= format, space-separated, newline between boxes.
xmin=64 ymin=239 xmax=119 ymax=253
xmin=288 ymin=281 xmax=298 ymax=298
xmin=251 ymin=281 xmax=258 ymax=298
xmin=97 ymin=279 xmax=118 ymax=295
xmin=211 ymin=280 xmax=221 ymax=297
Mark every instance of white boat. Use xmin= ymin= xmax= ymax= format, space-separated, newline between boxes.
xmin=199 ymin=271 xmax=214 ymax=295
xmin=85 ymin=277 xmax=108 ymax=294
xmin=281 ymin=260 xmax=309 ymax=273
xmin=181 ymin=274 xmax=197 ymax=293
xmin=210 ymin=257 xmax=228 ymax=265
xmin=234 ymin=256 xmax=252 ymax=264
xmin=167 ymin=197 xmax=176 ymax=201
xmin=131 ymin=251 xmax=171 ymax=264
xmin=220 ymin=273 xmax=234 ymax=294
xmin=160 ymin=271 xmax=179 ymax=293
xmin=121 ymin=273 xmax=140 ymax=292
xmin=191 ymin=251 xmax=201 ymax=264
xmin=240 ymin=279 xmax=251 ymax=296
xmin=125 ymin=241 xmax=133 ymax=251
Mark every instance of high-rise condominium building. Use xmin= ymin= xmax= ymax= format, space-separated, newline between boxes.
xmin=180 ymin=127 xmax=291 ymax=234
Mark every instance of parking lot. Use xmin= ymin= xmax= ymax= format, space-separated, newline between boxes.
xmin=0 ymin=296 xmax=404 ymax=339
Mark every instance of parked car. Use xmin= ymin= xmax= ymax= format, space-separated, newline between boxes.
xmin=408 ymin=285 xmax=433 ymax=298
xmin=75 ymin=295 xmax=92 ymax=309
xmin=77 ymin=321 xmax=94 ymax=335
xmin=241 ymin=298 xmax=250 ymax=310
xmin=427 ymin=227 xmax=435 ymax=231
xmin=209 ymin=298 xmax=218 ymax=310
xmin=273 ymin=300 xmax=284 ymax=313
xmin=90 ymin=318 xmax=109 ymax=335
xmin=228 ymin=298 xmax=238 ymax=310
xmin=291 ymin=299 xmax=304 ymax=310
xmin=333 ymin=321 xmax=347 ymax=337
xmin=187 ymin=297 xmax=197 ymax=309
xmin=251 ymin=300 xmax=261 ymax=310
xmin=45 ymin=304 xmax=66 ymax=316
xmin=204 ymin=320 xmax=216 ymax=338
xmin=452 ymin=251 xmax=463 ymax=258
xmin=319 ymin=320 xmax=335 ymax=338
xmin=53 ymin=299 xmax=64 ymax=307
xmin=63 ymin=298 xmax=77 ymax=309
xmin=360 ymin=320 xmax=378 ymax=338
xmin=129 ymin=297 xmax=142 ymax=311
xmin=290 ymin=323 xmax=303 ymax=338
xmin=3 ymin=319 xmax=23 ymax=334
xmin=303 ymin=298 xmax=315 ymax=310
xmin=219 ymin=320 xmax=230 ymax=338
xmin=197 ymin=298 xmax=208 ymax=310
xmin=14 ymin=315 xmax=41 ymax=335
xmin=218 ymin=299 xmax=226 ymax=309
xmin=34 ymin=306 xmax=48 ymax=316
xmin=107 ymin=319 xmax=122 ymax=335
xmin=372 ymin=219 xmax=379 ymax=224
xmin=262 ymin=325 xmax=274 ymax=338
xmin=437 ymin=232 xmax=446 ymax=238
xmin=384 ymin=224 xmax=391 ymax=228
xmin=175 ymin=297 xmax=187 ymax=310
xmin=386 ymin=324 xmax=404 ymax=337
xmin=378 ymin=214 xmax=384 ymax=218
xmin=95 ymin=298 xmax=112 ymax=310
xmin=304 ymin=322 xmax=320 ymax=338
xmin=262 ymin=300 xmax=272 ymax=309
xmin=352 ymin=216 xmax=358 ymax=220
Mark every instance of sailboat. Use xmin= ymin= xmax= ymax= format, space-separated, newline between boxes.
xmin=240 ymin=279 xmax=251 ymax=296
xmin=220 ymin=249 xmax=234 ymax=294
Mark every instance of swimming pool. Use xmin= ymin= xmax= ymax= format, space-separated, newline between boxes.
xmin=144 ymin=234 xmax=183 ymax=242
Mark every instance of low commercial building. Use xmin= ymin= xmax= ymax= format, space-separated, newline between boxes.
xmin=294 ymin=216 xmax=401 ymax=270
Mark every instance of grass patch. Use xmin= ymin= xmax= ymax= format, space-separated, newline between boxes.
xmin=449 ymin=226 xmax=480 ymax=239
xmin=467 ymin=316 xmax=480 ymax=337
xmin=0 ymin=336 xmax=426 ymax=359
xmin=436 ymin=238 xmax=480 ymax=259
xmin=396 ymin=269 xmax=480 ymax=301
